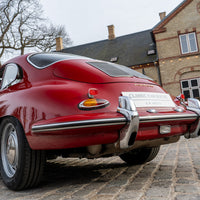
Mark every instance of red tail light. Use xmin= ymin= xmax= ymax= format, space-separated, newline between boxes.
xmin=88 ymin=88 xmax=98 ymax=98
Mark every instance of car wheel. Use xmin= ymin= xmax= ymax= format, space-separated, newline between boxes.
xmin=119 ymin=146 xmax=160 ymax=165
xmin=0 ymin=117 xmax=46 ymax=190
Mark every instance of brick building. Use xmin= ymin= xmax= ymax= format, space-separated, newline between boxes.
xmin=60 ymin=0 xmax=200 ymax=99
xmin=153 ymin=0 xmax=200 ymax=98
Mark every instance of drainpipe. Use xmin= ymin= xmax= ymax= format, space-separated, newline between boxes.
xmin=154 ymin=60 xmax=162 ymax=86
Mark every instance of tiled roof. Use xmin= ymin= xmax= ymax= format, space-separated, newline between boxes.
xmin=62 ymin=29 xmax=157 ymax=67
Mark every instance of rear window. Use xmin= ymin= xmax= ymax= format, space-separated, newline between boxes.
xmin=88 ymin=62 xmax=152 ymax=80
xmin=27 ymin=52 xmax=89 ymax=69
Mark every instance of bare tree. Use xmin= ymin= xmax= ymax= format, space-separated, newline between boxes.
xmin=0 ymin=0 xmax=23 ymax=58
xmin=36 ymin=25 xmax=72 ymax=52
xmin=0 ymin=0 xmax=72 ymax=63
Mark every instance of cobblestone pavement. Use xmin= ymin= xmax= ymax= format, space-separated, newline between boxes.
xmin=1 ymin=137 xmax=200 ymax=200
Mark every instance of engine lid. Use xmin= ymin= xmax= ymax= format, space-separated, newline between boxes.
xmin=53 ymin=59 xmax=155 ymax=84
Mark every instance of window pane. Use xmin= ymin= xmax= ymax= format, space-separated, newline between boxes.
xmin=191 ymin=79 xmax=198 ymax=87
xmin=181 ymin=81 xmax=189 ymax=88
xmin=1 ymin=64 xmax=19 ymax=90
xmin=183 ymin=90 xmax=190 ymax=99
xmin=87 ymin=62 xmax=152 ymax=80
xmin=180 ymin=35 xmax=189 ymax=54
xmin=189 ymin=33 xmax=198 ymax=52
xmin=192 ymin=89 xmax=200 ymax=98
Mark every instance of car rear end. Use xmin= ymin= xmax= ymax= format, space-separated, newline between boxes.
xmin=27 ymin=53 xmax=200 ymax=154
xmin=66 ymin=59 xmax=200 ymax=151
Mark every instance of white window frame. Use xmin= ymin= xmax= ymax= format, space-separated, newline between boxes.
xmin=179 ymin=32 xmax=198 ymax=54
xmin=181 ymin=78 xmax=200 ymax=99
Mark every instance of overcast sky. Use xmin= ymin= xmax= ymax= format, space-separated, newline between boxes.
xmin=40 ymin=0 xmax=183 ymax=47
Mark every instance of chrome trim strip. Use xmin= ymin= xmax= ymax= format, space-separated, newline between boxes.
xmin=139 ymin=113 xmax=198 ymax=123
xmin=32 ymin=118 xmax=126 ymax=133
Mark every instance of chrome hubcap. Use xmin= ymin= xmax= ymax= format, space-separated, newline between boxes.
xmin=1 ymin=123 xmax=18 ymax=178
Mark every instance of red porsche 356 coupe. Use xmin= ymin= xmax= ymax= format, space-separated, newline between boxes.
xmin=0 ymin=52 xmax=199 ymax=190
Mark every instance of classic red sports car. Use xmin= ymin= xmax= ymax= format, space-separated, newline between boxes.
xmin=0 ymin=52 xmax=199 ymax=190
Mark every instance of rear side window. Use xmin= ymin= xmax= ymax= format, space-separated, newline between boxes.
xmin=1 ymin=64 xmax=22 ymax=90
xmin=88 ymin=62 xmax=152 ymax=80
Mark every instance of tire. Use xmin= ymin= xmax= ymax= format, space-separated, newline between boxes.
xmin=120 ymin=146 xmax=160 ymax=165
xmin=0 ymin=117 xmax=46 ymax=190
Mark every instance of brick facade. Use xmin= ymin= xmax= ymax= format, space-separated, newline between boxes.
xmin=153 ymin=0 xmax=200 ymax=97
xmin=134 ymin=65 xmax=161 ymax=85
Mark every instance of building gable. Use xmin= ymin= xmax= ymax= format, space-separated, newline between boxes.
xmin=153 ymin=0 xmax=200 ymax=59
xmin=153 ymin=0 xmax=193 ymax=34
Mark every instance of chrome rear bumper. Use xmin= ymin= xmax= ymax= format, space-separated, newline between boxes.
xmin=117 ymin=96 xmax=200 ymax=149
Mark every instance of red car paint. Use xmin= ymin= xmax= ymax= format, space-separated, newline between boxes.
xmin=1 ymin=52 xmax=199 ymax=151
xmin=1 ymin=52 xmax=200 ymax=190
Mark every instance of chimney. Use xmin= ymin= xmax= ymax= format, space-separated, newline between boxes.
xmin=159 ymin=12 xmax=166 ymax=21
xmin=107 ymin=25 xmax=115 ymax=40
xmin=56 ymin=37 xmax=63 ymax=51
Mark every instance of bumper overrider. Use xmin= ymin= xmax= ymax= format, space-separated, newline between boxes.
xmin=116 ymin=96 xmax=139 ymax=149
xmin=185 ymin=98 xmax=200 ymax=138
xmin=117 ymin=96 xmax=200 ymax=149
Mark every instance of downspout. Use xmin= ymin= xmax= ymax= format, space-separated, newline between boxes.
xmin=150 ymin=30 xmax=162 ymax=86
xmin=154 ymin=59 xmax=162 ymax=87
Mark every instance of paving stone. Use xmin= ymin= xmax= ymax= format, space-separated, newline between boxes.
xmin=98 ymin=186 xmax=120 ymax=195
xmin=175 ymin=184 xmax=199 ymax=193
xmin=175 ymin=194 xmax=200 ymax=200
xmin=117 ymin=191 xmax=140 ymax=200
xmin=176 ymin=178 xmax=197 ymax=184
xmin=145 ymin=198 xmax=168 ymax=200
xmin=154 ymin=171 xmax=173 ymax=180
xmin=175 ymin=167 xmax=192 ymax=172
xmin=145 ymin=187 xmax=171 ymax=198
xmin=176 ymin=171 xmax=194 ymax=178
xmin=125 ymin=183 xmax=144 ymax=191
xmin=151 ymin=180 xmax=172 ymax=188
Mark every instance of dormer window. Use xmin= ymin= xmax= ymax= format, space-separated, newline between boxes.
xmin=179 ymin=32 xmax=198 ymax=54
xmin=110 ymin=57 xmax=118 ymax=62
xmin=147 ymin=49 xmax=156 ymax=55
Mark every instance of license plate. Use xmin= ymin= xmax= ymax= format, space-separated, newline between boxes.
xmin=122 ymin=92 xmax=176 ymax=108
